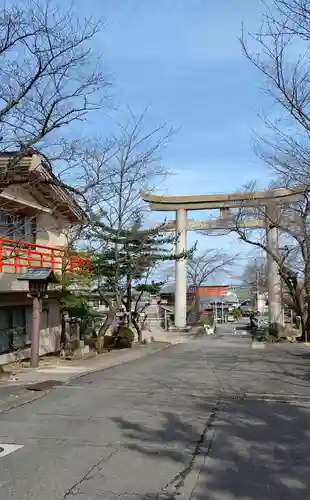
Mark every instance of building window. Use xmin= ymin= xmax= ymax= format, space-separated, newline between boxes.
xmin=0 ymin=308 xmax=10 ymax=354
xmin=0 ymin=210 xmax=36 ymax=243
xmin=0 ymin=210 xmax=9 ymax=238
xmin=0 ymin=306 xmax=32 ymax=355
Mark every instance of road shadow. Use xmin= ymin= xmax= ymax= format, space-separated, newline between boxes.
xmin=266 ymin=345 xmax=310 ymax=388
xmin=104 ymin=336 xmax=310 ymax=499
xmin=193 ymin=396 xmax=310 ymax=499
xmin=112 ymin=395 xmax=310 ymax=499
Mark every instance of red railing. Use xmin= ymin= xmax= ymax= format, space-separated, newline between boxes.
xmin=0 ymin=238 xmax=90 ymax=274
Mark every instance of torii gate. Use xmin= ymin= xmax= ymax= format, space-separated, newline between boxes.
xmin=142 ymin=188 xmax=303 ymax=329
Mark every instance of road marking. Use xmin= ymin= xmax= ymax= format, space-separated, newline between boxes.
xmin=0 ymin=444 xmax=23 ymax=458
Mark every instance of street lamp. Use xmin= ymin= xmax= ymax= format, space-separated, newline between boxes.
xmin=18 ymin=268 xmax=58 ymax=368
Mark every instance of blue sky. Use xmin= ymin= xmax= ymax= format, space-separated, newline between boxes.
xmin=70 ymin=0 xmax=274 ymax=276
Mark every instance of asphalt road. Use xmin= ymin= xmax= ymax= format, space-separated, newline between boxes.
xmin=1 ymin=324 xmax=310 ymax=499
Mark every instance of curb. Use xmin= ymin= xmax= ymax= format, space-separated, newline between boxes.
xmin=0 ymin=343 xmax=176 ymax=413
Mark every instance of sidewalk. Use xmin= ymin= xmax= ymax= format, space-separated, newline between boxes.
xmin=1 ymin=342 xmax=173 ymax=386
xmin=0 ymin=342 xmax=172 ymax=411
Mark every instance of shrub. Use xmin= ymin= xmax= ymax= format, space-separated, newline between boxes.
xmin=259 ymin=323 xmax=286 ymax=343
xmin=103 ymin=335 xmax=114 ymax=348
xmin=199 ymin=315 xmax=215 ymax=327
xmin=118 ymin=326 xmax=134 ymax=342
xmin=113 ymin=326 xmax=134 ymax=349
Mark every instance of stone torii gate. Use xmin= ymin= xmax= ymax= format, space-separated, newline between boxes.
xmin=142 ymin=188 xmax=303 ymax=329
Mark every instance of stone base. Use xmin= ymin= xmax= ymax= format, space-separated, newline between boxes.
xmin=168 ymin=325 xmax=191 ymax=332
xmin=251 ymin=340 xmax=265 ymax=349
xmin=72 ymin=341 xmax=90 ymax=358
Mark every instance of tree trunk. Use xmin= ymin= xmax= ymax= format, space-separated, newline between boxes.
xmin=302 ymin=254 xmax=310 ymax=343
xmin=61 ymin=313 xmax=71 ymax=352
xmin=304 ymin=306 xmax=310 ymax=344
xmin=126 ymin=273 xmax=132 ymax=327
xmin=132 ymin=315 xmax=142 ymax=343
xmin=301 ymin=289 xmax=310 ymax=343
xmin=96 ymin=309 xmax=116 ymax=352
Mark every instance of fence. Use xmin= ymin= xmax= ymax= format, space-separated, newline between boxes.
xmin=0 ymin=238 xmax=90 ymax=274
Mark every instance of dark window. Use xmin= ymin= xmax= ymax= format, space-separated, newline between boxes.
xmin=9 ymin=214 xmax=25 ymax=241
xmin=0 ymin=210 xmax=36 ymax=243
xmin=0 ymin=306 xmax=31 ymax=354
xmin=0 ymin=210 xmax=9 ymax=238
xmin=24 ymin=216 xmax=36 ymax=243
xmin=0 ymin=308 xmax=10 ymax=353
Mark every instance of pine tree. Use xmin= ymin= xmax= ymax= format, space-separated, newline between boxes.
xmin=92 ymin=221 xmax=195 ymax=341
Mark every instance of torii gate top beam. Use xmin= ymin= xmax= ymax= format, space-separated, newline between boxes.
xmin=142 ymin=188 xmax=304 ymax=211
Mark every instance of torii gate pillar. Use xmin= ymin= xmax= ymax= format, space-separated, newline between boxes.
xmin=175 ymin=208 xmax=187 ymax=329
xmin=265 ymin=205 xmax=283 ymax=325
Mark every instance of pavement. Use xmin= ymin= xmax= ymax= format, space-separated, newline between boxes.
xmin=0 ymin=342 xmax=172 ymax=410
xmin=0 ymin=322 xmax=310 ymax=499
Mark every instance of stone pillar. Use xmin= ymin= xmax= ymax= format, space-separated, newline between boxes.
xmin=256 ymin=293 xmax=266 ymax=314
xmin=63 ymin=311 xmax=71 ymax=347
xmin=265 ymin=205 xmax=283 ymax=325
xmin=175 ymin=208 xmax=187 ymax=329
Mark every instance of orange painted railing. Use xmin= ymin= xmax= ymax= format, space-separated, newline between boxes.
xmin=0 ymin=238 xmax=90 ymax=274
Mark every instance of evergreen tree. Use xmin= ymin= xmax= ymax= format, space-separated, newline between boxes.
xmin=92 ymin=221 xmax=195 ymax=341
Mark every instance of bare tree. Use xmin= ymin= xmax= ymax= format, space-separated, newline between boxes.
xmin=159 ymin=248 xmax=236 ymax=323
xmin=187 ymin=249 xmax=236 ymax=287
xmin=241 ymin=1 xmax=310 ymax=142
xmin=236 ymin=0 xmax=310 ymax=339
xmin=0 ymin=0 xmax=110 ymax=275
xmin=0 ymin=0 xmax=109 ymax=191
xmin=240 ymin=0 xmax=310 ymax=190
xmin=242 ymin=257 xmax=268 ymax=295
xmin=229 ymin=183 xmax=306 ymax=336
xmin=71 ymin=112 xmax=173 ymax=340
xmin=75 ymin=111 xmax=171 ymax=229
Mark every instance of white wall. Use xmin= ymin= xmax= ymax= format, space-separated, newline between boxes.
xmin=36 ymin=212 xmax=69 ymax=247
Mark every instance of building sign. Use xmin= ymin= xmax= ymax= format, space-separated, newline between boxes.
xmin=196 ymin=285 xmax=229 ymax=296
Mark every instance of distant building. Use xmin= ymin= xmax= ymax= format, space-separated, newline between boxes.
xmin=159 ymin=282 xmax=239 ymax=323
xmin=196 ymin=285 xmax=239 ymax=315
